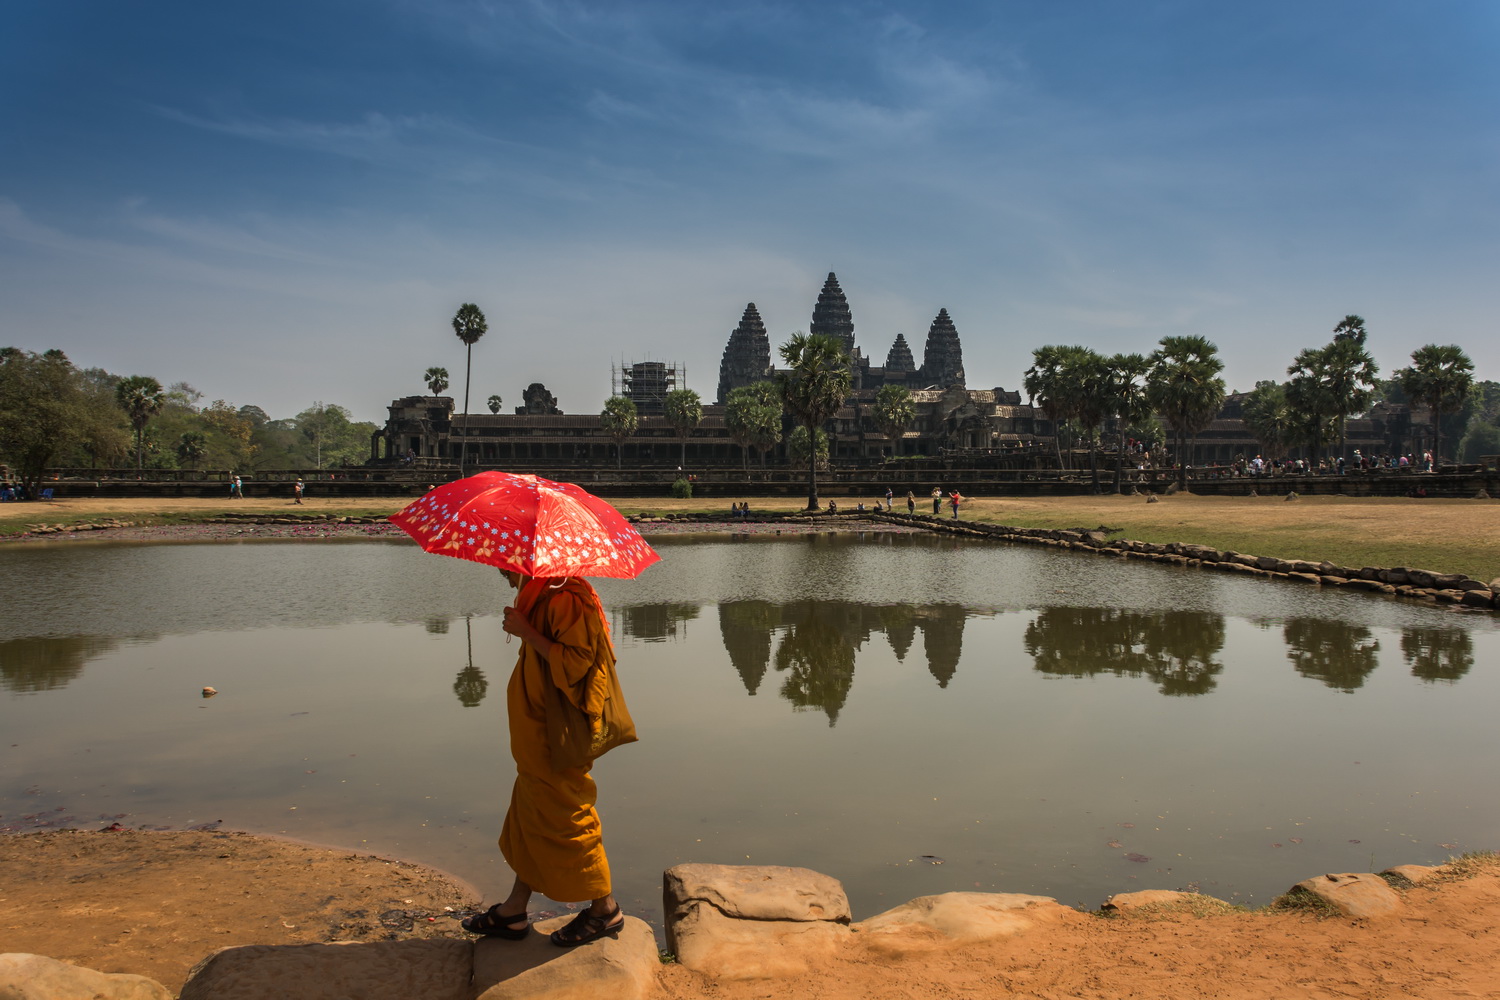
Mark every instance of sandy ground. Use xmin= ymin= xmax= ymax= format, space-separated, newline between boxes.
xmin=1 ymin=829 xmax=1495 ymax=999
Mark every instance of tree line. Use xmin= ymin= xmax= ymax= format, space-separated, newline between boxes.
xmin=0 ymin=347 xmax=377 ymax=498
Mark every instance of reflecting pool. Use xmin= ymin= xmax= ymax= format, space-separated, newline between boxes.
xmin=2 ymin=532 xmax=1496 ymax=932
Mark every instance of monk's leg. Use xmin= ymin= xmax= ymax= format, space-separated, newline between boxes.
xmin=498 ymin=876 xmax=534 ymax=917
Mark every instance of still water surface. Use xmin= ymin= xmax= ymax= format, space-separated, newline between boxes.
xmin=2 ymin=533 xmax=1496 ymax=930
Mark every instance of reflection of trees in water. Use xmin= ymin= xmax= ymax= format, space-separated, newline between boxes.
xmin=1283 ymin=618 xmax=1380 ymax=692
xmin=0 ymin=636 xmax=123 ymax=693
xmin=718 ymin=601 xmax=779 ymax=695
xmin=453 ymin=616 xmax=488 ymax=707
xmin=423 ymin=617 xmax=451 ymax=635
xmin=1400 ymin=627 xmax=1473 ymax=684
xmin=1023 ymin=608 xmax=1226 ymax=696
xmin=716 ymin=600 xmax=971 ymax=724
xmin=616 ymin=603 xmax=701 ymax=643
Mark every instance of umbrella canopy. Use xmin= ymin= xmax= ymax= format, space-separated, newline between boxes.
xmin=389 ymin=471 xmax=660 ymax=579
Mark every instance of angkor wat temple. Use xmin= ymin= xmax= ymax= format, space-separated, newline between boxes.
xmin=717 ymin=272 xmax=966 ymax=402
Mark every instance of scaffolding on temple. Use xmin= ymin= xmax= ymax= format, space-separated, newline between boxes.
xmin=611 ymin=359 xmax=684 ymax=415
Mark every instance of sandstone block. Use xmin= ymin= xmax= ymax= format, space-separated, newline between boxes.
xmin=0 ymin=954 xmax=171 ymax=1000
xmin=1379 ymin=568 xmax=1409 ymax=585
xmin=1287 ymin=572 xmax=1321 ymax=585
xmin=472 ymin=915 xmax=659 ymax=1000
xmin=1383 ymin=864 xmax=1443 ymax=884
xmin=664 ymin=864 xmax=851 ymax=980
xmin=178 ymin=940 xmax=473 ymax=1000
xmin=1456 ymin=578 xmax=1489 ymax=592
xmin=854 ymin=892 xmax=1079 ymax=956
xmin=1319 ymin=576 xmax=1347 ymax=587
xmin=1459 ymin=590 xmax=1495 ymax=609
xmin=1289 ymin=873 xmax=1401 ymax=918
xmin=1488 ymin=578 xmax=1500 ymax=594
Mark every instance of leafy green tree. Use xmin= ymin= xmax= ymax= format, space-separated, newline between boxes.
xmin=600 ymin=395 xmax=637 ymax=469
xmin=451 ymin=303 xmax=488 ymax=476
xmin=487 ymin=394 xmax=503 ymax=415
xmin=1106 ymin=353 xmax=1153 ymax=494
xmin=724 ymin=382 xmax=782 ymax=469
xmin=1284 ymin=337 xmax=1378 ymax=461
xmin=0 ymin=348 xmax=87 ymax=497
xmin=872 ymin=384 xmax=916 ymax=459
xmin=1395 ymin=345 xmax=1475 ymax=465
xmin=114 ymin=375 xmax=165 ymax=473
xmin=778 ymin=333 xmax=851 ymax=510
xmin=296 ymin=402 xmax=369 ymax=470
xmin=1069 ymin=350 xmax=1113 ymax=493
xmin=201 ymin=400 xmax=256 ymax=469
xmin=1146 ymin=336 xmax=1226 ymax=490
xmin=663 ymin=388 xmax=703 ymax=467
xmin=1240 ymin=381 xmax=1294 ymax=461
xmin=424 ymin=367 xmax=450 ymax=396
xmin=237 ymin=404 xmax=270 ymax=428
xmin=787 ymin=425 xmax=829 ymax=471
xmin=1458 ymin=419 xmax=1500 ymax=464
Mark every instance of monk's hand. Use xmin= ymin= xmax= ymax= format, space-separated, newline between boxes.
xmin=502 ymin=606 xmax=527 ymax=638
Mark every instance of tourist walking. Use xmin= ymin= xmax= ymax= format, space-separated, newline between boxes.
xmin=906 ymin=490 xmax=915 ymax=515
xmin=293 ymin=478 xmax=305 ymax=504
xmin=884 ymin=488 xmax=893 ymax=511
xmin=230 ymin=475 xmax=243 ymax=499
xmin=931 ymin=487 xmax=942 ymax=515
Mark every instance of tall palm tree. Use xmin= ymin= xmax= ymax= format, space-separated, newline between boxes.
xmin=1146 ymin=336 xmax=1226 ymax=490
xmin=778 ymin=333 xmax=851 ymax=510
xmin=1069 ymin=349 xmax=1112 ymax=493
xmin=451 ymin=303 xmax=487 ymax=475
xmin=1332 ymin=314 xmax=1368 ymax=344
xmin=872 ymin=384 xmax=916 ymax=459
xmin=424 ymin=367 xmax=449 ymax=396
xmin=114 ymin=374 xmax=165 ymax=473
xmin=1322 ymin=338 xmax=1380 ymax=460
xmin=1240 ymin=381 xmax=1294 ymax=462
xmin=1395 ymin=344 xmax=1475 ymax=465
xmin=1023 ymin=345 xmax=1091 ymax=470
xmin=600 ymin=395 xmax=638 ymax=469
xmin=1106 ymin=353 xmax=1152 ymax=494
xmin=663 ymin=388 xmax=703 ymax=467
xmin=1284 ymin=347 xmax=1335 ymax=460
xmin=486 ymin=394 xmax=503 ymax=415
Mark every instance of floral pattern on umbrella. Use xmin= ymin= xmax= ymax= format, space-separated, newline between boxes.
xmin=389 ymin=471 xmax=660 ymax=579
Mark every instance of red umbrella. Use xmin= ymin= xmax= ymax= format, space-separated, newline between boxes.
xmin=389 ymin=471 xmax=660 ymax=579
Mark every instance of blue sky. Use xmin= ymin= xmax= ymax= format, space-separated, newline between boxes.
xmin=3 ymin=1 xmax=1496 ymax=423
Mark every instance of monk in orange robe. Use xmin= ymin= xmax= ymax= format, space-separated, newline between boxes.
xmin=461 ymin=573 xmax=625 ymax=946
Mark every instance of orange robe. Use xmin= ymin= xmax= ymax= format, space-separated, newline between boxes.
xmin=499 ymin=578 xmax=612 ymax=902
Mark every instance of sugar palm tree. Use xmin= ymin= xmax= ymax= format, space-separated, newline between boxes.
xmin=663 ymin=388 xmax=703 ymax=467
xmin=1395 ymin=344 xmax=1475 ymax=465
xmin=872 ymin=384 xmax=916 ymax=459
xmin=1332 ymin=314 xmax=1367 ymax=344
xmin=451 ymin=303 xmax=487 ymax=475
xmin=487 ymin=394 xmax=503 ymax=415
xmin=424 ymin=367 xmax=449 ymax=396
xmin=1240 ymin=381 xmax=1294 ymax=462
xmin=1024 ymin=345 xmax=1092 ymax=470
xmin=1322 ymin=337 xmax=1380 ymax=460
xmin=114 ymin=374 xmax=165 ymax=473
xmin=1106 ymin=353 xmax=1152 ymax=494
xmin=600 ymin=395 xmax=638 ymax=469
xmin=1146 ymin=336 xmax=1226 ymax=490
xmin=777 ymin=333 xmax=851 ymax=510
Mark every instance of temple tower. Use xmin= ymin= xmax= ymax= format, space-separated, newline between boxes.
xmin=716 ymin=303 xmax=773 ymax=404
xmin=919 ymin=308 xmax=966 ymax=388
xmin=884 ymin=333 xmax=916 ymax=373
xmin=809 ymin=272 xmax=856 ymax=357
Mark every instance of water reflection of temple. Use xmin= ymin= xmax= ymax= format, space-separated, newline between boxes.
xmin=715 ymin=600 xmax=970 ymax=725
xmin=1022 ymin=608 xmax=1226 ymax=696
xmin=614 ymin=603 xmax=701 ymax=643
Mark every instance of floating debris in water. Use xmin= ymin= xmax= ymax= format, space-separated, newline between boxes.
xmin=1123 ymin=853 xmax=1151 ymax=863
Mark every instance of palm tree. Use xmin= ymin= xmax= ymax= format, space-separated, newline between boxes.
xmin=724 ymin=382 xmax=782 ymax=470
xmin=1332 ymin=314 xmax=1367 ymax=344
xmin=1069 ymin=350 xmax=1112 ymax=493
xmin=487 ymin=394 xmax=503 ymax=415
xmin=1023 ymin=345 xmax=1090 ymax=470
xmin=663 ymin=388 xmax=703 ymax=468
xmin=600 ymin=395 xmax=638 ymax=469
xmin=451 ymin=303 xmax=488 ymax=475
xmin=1240 ymin=381 xmax=1294 ymax=462
xmin=176 ymin=431 xmax=207 ymax=470
xmin=1322 ymin=337 xmax=1380 ymax=460
xmin=424 ymin=367 xmax=449 ymax=395
xmin=872 ymin=384 xmax=916 ymax=459
xmin=777 ymin=333 xmax=851 ymax=510
xmin=1106 ymin=353 xmax=1152 ymax=494
xmin=1146 ymin=336 xmax=1226 ymax=490
xmin=1395 ymin=344 xmax=1475 ymax=465
xmin=114 ymin=375 xmax=165 ymax=473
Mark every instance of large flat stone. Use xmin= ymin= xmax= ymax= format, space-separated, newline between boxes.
xmin=1290 ymin=873 xmax=1402 ymax=918
xmin=1101 ymin=890 xmax=1212 ymax=914
xmin=853 ymin=892 xmax=1081 ymax=955
xmin=473 ymin=914 xmax=659 ymax=1000
xmin=0 ymin=954 xmax=171 ymax=1000
xmin=663 ymin=863 xmax=850 ymax=923
xmin=177 ymin=939 xmax=473 ymax=1000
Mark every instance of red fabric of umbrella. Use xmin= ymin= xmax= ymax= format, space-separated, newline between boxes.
xmin=389 ymin=471 xmax=660 ymax=579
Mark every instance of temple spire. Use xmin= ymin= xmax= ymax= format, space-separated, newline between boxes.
xmin=884 ymin=333 xmax=915 ymax=373
xmin=919 ymin=308 xmax=965 ymax=388
xmin=716 ymin=302 xmax=773 ymax=404
xmin=809 ymin=272 xmax=855 ymax=357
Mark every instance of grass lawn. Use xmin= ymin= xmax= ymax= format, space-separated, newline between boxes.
xmin=1 ymin=492 xmax=1496 ymax=582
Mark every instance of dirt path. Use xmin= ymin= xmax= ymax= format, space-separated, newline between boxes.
xmin=2 ymin=830 xmax=1496 ymax=998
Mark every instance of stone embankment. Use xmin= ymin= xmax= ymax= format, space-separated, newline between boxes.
xmin=2 ymin=859 xmax=1479 ymax=999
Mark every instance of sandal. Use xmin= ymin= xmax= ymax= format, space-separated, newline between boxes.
xmin=549 ymin=905 xmax=624 ymax=947
xmin=461 ymin=904 xmax=530 ymax=939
